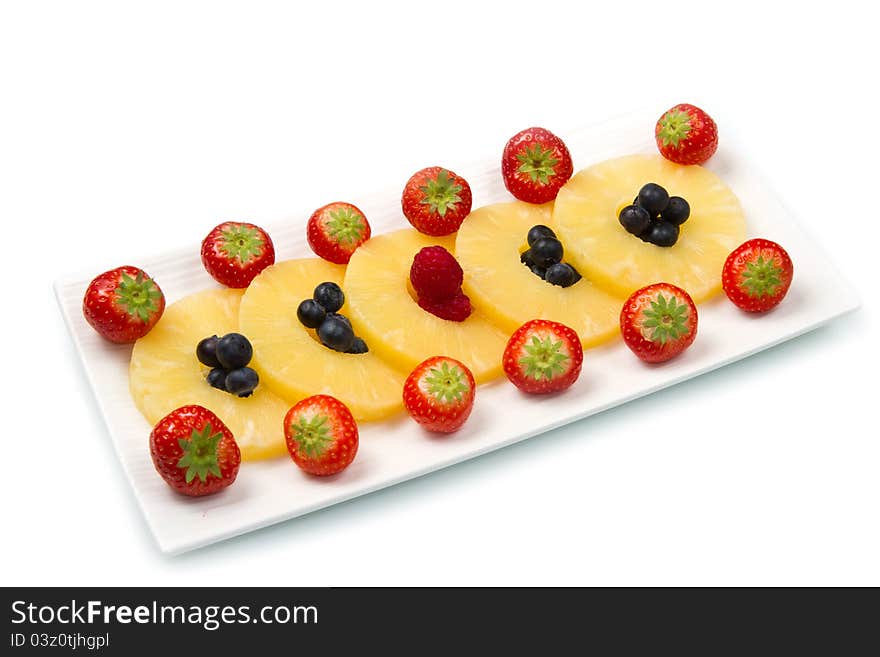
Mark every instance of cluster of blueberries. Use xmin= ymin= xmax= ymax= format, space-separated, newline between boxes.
xmin=520 ymin=224 xmax=582 ymax=288
xmin=197 ymin=333 xmax=259 ymax=397
xmin=297 ymin=282 xmax=368 ymax=354
xmin=618 ymin=183 xmax=690 ymax=247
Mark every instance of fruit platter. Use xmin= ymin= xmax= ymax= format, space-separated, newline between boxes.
xmin=55 ymin=109 xmax=858 ymax=553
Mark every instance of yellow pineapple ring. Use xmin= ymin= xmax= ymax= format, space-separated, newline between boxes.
xmin=130 ymin=288 xmax=289 ymax=461
xmin=239 ymin=258 xmax=405 ymax=421
xmin=456 ymin=201 xmax=622 ymax=348
xmin=344 ymin=229 xmax=508 ymax=382
xmin=553 ymin=154 xmax=747 ymax=302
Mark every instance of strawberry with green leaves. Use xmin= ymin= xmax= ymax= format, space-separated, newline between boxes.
xmin=401 ymin=166 xmax=473 ymax=236
xmin=307 ymin=202 xmax=371 ymax=264
xmin=620 ymin=283 xmax=698 ymax=363
xmin=201 ymin=221 xmax=275 ymax=288
xmin=502 ymin=319 xmax=583 ymax=393
xmin=284 ymin=395 xmax=359 ymax=476
xmin=722 ymin=238 xmax=793 ymax=312
xmin=82 ymin=265 xmax=165 ymax=343
xmin=501 ymin=127 xmax=573 ymax=204
xmin=149 ymin=405 xmax=241 ymax=496
xmin=403 ymin=356 xmax=476 ymax=433
xmin=655 ymin=103 xmax=718 ymax=165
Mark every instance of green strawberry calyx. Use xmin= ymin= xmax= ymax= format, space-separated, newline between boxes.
xmin=516 ymin=144 xmax=560 ymax=185
xmin=114 ymin=270 xmax=162 ymax=322
xmin=219 ymin=223 xmax=265 ymax=264
xmin=657 ymin=109 xmax=693 ymax=148
xmin=177 ymin=423 xmax=224 ymax=484
xmin=423 ymin=360 xmax=470 ymax=404
xmin=324 ymin=206 xmax=366 ymax=246
xmin=518 ymin=334 xmax=570 ymax=381
xmin=290 ymin=412 xmax=333 ymax=458
xmin=641 ymin=293 xmax=690 ymax=344
xmin=419 ymin=169 xmax=463 ymax=217
xmin=740 ymin=255 xmax=783 ymax=298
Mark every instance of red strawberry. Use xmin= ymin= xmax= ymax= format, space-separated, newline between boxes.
xmin=722 ymin=238 xmax=794 ymax=312
xmin=655 ymin=103 xmax=719 ymax=165
xmin=284 ymin=395 xmax=359 ymax=476
xmin=306 ymin=202 xmax=371 ymax=264
xmin=149 ymin=405 xmax=241 ymax=497
xmin=501 ymin=127 xmax=573 ymax=204
xmin=82 ymin=266 xmax=165 ymax=343
xmin=502 ymin=319 xmax=583 ymax=394
xmin=410 ymin=245 xmax=464 ymax=301
xmin=403 ymin=356 xmax=476 ymax=433
xmin=418 ymin=292 xmax=472 ymax=322
xmin=620 ymin=283 xmax=698 ymax=363
xmin=201 ymin=221 xmax=275 ymax=288
xmin=401 ymin=166 xmax=473 ymax=236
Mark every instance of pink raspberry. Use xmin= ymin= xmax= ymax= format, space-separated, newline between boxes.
xmin=418 ymin=292 xmax=472 ymax=322
xmin=409 ymin=246 xmax=463 ymax=301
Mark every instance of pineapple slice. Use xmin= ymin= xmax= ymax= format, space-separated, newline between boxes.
xmin=553 ymin=154 xmax=747 ymax=302
xmin=130 ymin=288 xmax=289 ymax=461
xmin=455 ymin=201 xmax=622 ymax=348
xmin=239 ymin=258 xmax=405 ymax=421
xmin=344 ymin=229 xmax=508 ymax=382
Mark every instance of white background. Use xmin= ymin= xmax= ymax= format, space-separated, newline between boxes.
xmin=1 ymin=1 xmax=877 ymax=585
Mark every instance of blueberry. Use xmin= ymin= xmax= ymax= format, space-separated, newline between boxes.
xmin=544 ymin=262 xmax=579 ymax=287
xmin=216 ymin=333 xmax=253 ymax=369
xmin=522 ymin=250 xmax=546 ymax=277
xmin=346 ymin=337 xmax=369 ymax=354
xmin=637 ymin=183 xmax=670 ymax=215
xmin=638 ymin=222 xmax=656 ymax=242
xmin=530 ymin=237 xmax=564 ymax=268
xmin=196 ymin=335 xmax=222 ymax=368
xmin=317 ymin=314 xmax=355 ymax=352
xmin=645 ymin=220 xmax=680 ymax=247
xmin=661 ymin=196 xmax=690 ymax=225
xmin=313 ymin=281 xmax=344 ymax=312
xmin=297 ymin=299 xmax=326 ymax=329
xmin=527 ymin=224 xmax=556 ymax=247
xmin=327 ymin=312 xmax=352 ymax=329
xmin=206 ymin=367 xmax=227 ymax=391
xmin=225 ymin=367 xmax=259 ymax=398
xmin=618 ymin=205 xmax=652 ymax=236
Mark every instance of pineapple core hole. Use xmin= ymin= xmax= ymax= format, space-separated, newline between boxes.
xmin=303 ymin=326 xmax=324 ymax=346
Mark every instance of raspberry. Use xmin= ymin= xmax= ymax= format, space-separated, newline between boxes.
xmin=409 ymin=246 xmax=463 ymax=301
xmin=418 ymin=292 xmax=472 ymax=322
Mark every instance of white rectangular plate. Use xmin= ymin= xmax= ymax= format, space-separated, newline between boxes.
xmin=55 ymin=112 xmax=860 ymax=554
